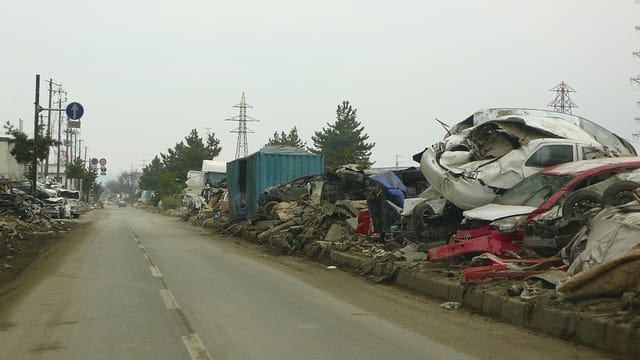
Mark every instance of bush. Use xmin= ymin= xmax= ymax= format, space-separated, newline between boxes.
xmin=160 ymin=196 xmax=180 ymax=210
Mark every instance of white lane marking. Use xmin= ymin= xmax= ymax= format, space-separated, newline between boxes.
xmin=181 ymin=333 xmax=212 ymax=360
xmin=149 ymin=266 xmax=162 ymax=278
xmin=159 ymin=289 xmax=180 ymax=309
xmin=138 ymin=244 xmax=145 ymax=250
xmin=296 ymin=325 xmax=320 ymax=328
xmin=143 ymin=253 xmax=150 ymax=261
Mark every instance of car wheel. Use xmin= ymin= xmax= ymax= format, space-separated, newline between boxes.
xmin=20 ymin=209 xmax=35 ymax=223
xmin=411 ymin=201 xmax=435 ymax=239
xmin=562 ymin=189 xmax=601 ymax=219
xmin=601 ymin=180 xmax=640 ymax=206
xmin=263 ymin=201 xmax=280 ymax=219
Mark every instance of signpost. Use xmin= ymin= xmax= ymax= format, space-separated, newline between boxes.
xmin=68 ymin=120 xmax=81 ymax=129
xmin=66 ymin=102 xmax=84 ymax=120
xmin=32 ymin=86 xmax=85 ymax=191
xmin=99 ymin=158 xmax=107 ymax=175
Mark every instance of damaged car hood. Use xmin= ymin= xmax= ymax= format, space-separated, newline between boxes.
xmin=463 ymin=203 xmax=537 ymax=221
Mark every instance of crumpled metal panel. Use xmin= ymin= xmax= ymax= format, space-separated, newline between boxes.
xmin=463 ymin=203 xmax=538 ymax=221
xmin=418 ymin=107 xmax=633 ymax=213
xmin=567 ymin=205 xmax=640 ymax=275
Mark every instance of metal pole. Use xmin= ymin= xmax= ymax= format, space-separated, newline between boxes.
xmin=56 ymin=93 xmax=62 ymax=183
xmin=32 ymin=74 xmax=40 ymax=195
xmin=81 ymin=145 xmax=88 ymax=201
xmin=45 ymin=79 xmax=53 ymax=178
xmin=39 ymin=114 xmax=45 ymax=177
xmin=65 ymin=127 xmax=69 ymax=188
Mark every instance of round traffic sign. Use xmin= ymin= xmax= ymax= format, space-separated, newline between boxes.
xmin=66 ymin=102 xmax=84 ymax=120
xmin=90 ymin=158 xmax=99 ymax=165
xmin=99 ymin=158 xmax=107 ymax=166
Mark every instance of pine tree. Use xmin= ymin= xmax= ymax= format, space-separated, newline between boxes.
xmin=265 ymin=126 xmax=306 ymax=149
xmin=310 ymin=101 xmax=375 ymax=169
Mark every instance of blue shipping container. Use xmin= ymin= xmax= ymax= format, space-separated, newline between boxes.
xmin=227 ymin=146 xmax=324 ymax=218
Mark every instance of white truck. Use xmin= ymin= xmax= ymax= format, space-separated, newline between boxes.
xmin=0 ymin=137 xmax=21 ymax=182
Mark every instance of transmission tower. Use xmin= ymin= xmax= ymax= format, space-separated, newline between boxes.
xmin=547 ymin=81 xmax=578 ymax=114
xmin=226 ymin=92 xmax=259 ymax=159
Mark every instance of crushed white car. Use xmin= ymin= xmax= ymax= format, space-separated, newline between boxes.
xmin=409 ymin=108 xmax=636 ymax=241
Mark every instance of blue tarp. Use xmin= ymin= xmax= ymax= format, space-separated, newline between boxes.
xmin=369 ymin=172 xmax=407 ymax=206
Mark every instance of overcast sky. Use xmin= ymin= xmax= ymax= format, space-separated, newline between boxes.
xmin=2 ymin=1 xmax=640 ymax=178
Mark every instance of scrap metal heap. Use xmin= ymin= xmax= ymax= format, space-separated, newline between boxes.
xmin=0 ymin=190 xmax=75 ymax=278
xmin=179 ymin=108 xmax=640 ymax=316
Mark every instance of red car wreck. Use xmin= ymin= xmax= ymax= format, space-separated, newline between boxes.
xmin=428 ymin=157 xmax=640 ymax=261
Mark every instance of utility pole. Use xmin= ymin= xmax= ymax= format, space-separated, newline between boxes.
xmin=65 ymin=128 xmax=70 ymax=188
xmin=547 ymin=81 xmax=577 ymax=114
xmin=45 ymin=79 xmax=61 ymax=178
xmin=79 ymin=139 xmax=83 ymax=166
xmin=395 ymin=155 xmax=403 ymax=168
xmin=632 ymin=17 xmax=640 ymax=138
xmin=39 ymin=113 xmax=45 ymax=177
xmin=226 ymin=92 xmax=259 ymax=159
xmin=56 ymin=87 xmax=67 ymax=184
xmin=31 ymin=74 xmax=40 ymax=195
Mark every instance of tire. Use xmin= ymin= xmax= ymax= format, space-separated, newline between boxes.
xmin=20 ymin=209 xmax=35 ymax=223
xmin=562 ymin=189 xmax=602 ymax=219
xmin=411 ymin=201 xmax=435 ymax=239
xmin=601 ymin=181 xmax=640 ymax=206
xmin=263 ymin=201 xmax=280 ymax=219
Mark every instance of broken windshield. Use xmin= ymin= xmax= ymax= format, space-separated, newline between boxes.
xmin=495 ymin=172 xmax=575 ymax=207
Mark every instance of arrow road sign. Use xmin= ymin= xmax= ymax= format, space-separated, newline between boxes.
xmin=66 ymin=102 xmax=84 ymax=120
xmin=91 ymin=158 xmax=99 ymax=165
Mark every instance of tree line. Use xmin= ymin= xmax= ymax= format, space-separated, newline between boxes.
xmin=133 ymin=100 xmax=375 ymax=205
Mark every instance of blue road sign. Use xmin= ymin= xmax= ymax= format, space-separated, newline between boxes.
xmin=66 ymin=102 xmax=84 ymax=120
xmin=90 ymin=158 xmax=99 ymax=165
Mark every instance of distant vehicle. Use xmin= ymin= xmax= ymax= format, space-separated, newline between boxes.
xmin=118 ymin=200 xmax=127 ymax=207
xmin=67 ymin=198 xmax=80 ymax=218
xmin=42 ymin=197 xmax=67 ymax=218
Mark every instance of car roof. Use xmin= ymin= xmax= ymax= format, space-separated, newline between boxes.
xmin=542 ymin=156 xmax=640 ymax=175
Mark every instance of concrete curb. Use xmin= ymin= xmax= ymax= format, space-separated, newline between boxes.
xmin=328 ymin=250 xmax=640 ymax=359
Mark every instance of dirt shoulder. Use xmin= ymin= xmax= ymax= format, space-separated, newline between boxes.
xmin=0 ymin=211 xmax=96 ymax=303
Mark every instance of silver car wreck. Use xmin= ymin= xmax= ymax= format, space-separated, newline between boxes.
xmin=410 ymin=108 xmax=636 ymax=241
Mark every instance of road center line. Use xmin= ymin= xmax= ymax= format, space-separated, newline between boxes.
xmin=149 ymin=266 xmax=162 ymax=278
xmin=159 ymin=289 xmax=180 ymax=309
xmin=181 ymin=333 xmax=213 ymax=360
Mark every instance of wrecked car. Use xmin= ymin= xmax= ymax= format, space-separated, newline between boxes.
xmin=411 ymin=108 xmax=636 ymax=241
xmin=523 ymin=164 xmax=640 ymax=251
xmin=428 ymin=157 xmax=640 ymax=260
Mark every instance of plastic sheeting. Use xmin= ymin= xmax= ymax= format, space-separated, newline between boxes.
xmin=567 ymin=204 xmax=640 ymax=276
xmin=369 ymin=172 xmax=407 ymax=207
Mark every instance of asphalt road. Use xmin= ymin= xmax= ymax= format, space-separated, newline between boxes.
xmin=0 ymin=208 xmax=613 ymax=360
